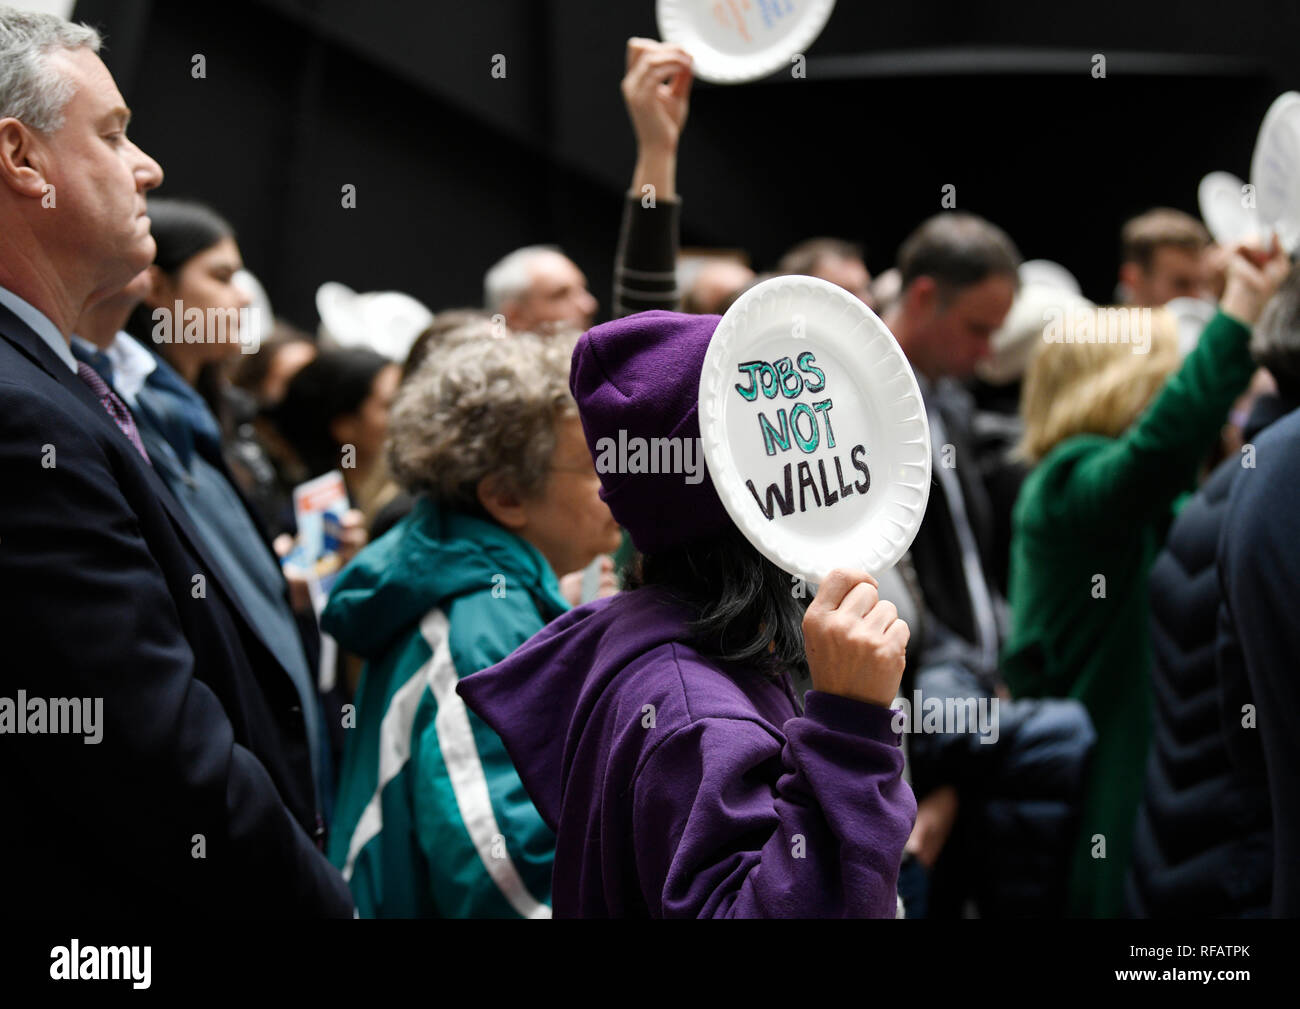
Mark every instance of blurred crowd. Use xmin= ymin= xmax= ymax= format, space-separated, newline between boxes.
xmin=3 ymin=8 xmax=1297 ymax=919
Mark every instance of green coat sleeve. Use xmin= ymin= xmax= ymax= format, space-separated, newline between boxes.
xmin=1033 ymin=311 xmax=1254 ymax=528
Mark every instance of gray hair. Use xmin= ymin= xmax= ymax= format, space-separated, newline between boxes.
xmin=1252 ymin=264 xmax=1300 ymax=399
xmin=0 ymin=5 xmax=102 ymax=133
xmin=483 ymin=244 xmax=561 ymax=313
xmin=387 ymin=330 xmax=578 ymax=511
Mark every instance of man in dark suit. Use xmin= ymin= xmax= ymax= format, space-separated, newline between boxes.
xmin=0 ymin=6 xmax=351 ymax=916
xmin=886 ymin=213 xmax=1021 ymax=677
xmin=1218 ymin=407 xmax=1300 ymax=917
xmin=882 ymin=214 xmax=1094 ymax=918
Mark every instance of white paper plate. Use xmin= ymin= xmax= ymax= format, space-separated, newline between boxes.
xmin=1250 ymin=92 xmax=1300 ymax=255
xmin=657 ymin=0 xmax=837 ymax=85
xmin=315 ymin=281 xmax=433 ymax=362
xmin=698 ymin=275 xmax=931 ymax=584
xmin=1198 ymin=171 xmax=1264 ymax=245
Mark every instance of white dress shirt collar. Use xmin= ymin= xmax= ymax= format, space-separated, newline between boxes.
xmin=0 ymin=283 xmax=78 ymax=373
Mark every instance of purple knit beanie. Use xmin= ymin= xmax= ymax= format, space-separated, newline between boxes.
xmin=569 ymin=310 xmax=733 ymax=554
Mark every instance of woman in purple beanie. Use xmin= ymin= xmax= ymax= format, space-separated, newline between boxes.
xmin=457 ymin=310 xmax=917 ymax=918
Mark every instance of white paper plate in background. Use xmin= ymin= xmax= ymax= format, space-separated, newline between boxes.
xmin=657 ymin=0 xmax=836 ymax=84
xmin=1250 ymin=92 xmax=1300 ymax=255
xmin=1198 ymin=171 xmax=1263 ymax=245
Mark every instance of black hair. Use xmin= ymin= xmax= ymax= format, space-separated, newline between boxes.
xmin=269 ymin=346 xmax=391 ymax=477
xmin=896 ymin=212 xmax=1021 ymax=297
xmin=144 ymin=198 xmax=235 ymax=273
xmin=624 ymin=524 xmax=809 ymax=679
xmin=231 ymin=320 xmax=316 ymax=406
xmin=124 ymin=198 xmax=239 ymax=427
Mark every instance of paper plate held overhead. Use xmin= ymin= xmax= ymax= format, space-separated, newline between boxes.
xmin=657 ymin=0 xmax=837 ymax=85
xmin=1250 ymin=92 xmax=1300 ymax=255
xmin=1198 ymin=171 xmax=1263 ymax=245
xmin=697 ymin=275 xmax=931 ymax=585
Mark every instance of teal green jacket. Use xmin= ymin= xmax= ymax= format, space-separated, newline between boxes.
xmin=1003 ymin=310 xmax=1254 ymax=918
xmin=322 ymin=497 xmax=567 ymax=918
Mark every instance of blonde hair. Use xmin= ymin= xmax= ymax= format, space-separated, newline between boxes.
xmin=1017 ymin=306 xmax=1180 ymax=463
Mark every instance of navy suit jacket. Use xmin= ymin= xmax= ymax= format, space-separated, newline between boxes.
xmin=0 ymin=301 xmax=352 ymax=917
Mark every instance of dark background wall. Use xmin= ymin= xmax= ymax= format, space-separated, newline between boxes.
xmin=73 ymin=0 xmax=1300 ymax=331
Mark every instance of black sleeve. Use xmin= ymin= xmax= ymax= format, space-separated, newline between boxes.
xmin=613 ymin=190 xmax=681 ymax=318
xmin=0 ymin=381 xmax=354 ymax=917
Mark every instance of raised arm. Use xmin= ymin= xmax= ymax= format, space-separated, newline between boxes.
xmin=612 ymin=38 xmax=692 ymax=318
xmin=1055 ymin=242 xmax=1291 ymax=522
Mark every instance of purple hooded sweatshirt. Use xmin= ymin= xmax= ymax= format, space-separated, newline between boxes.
xmin=456 ymin=585 xmax=916 ymax=918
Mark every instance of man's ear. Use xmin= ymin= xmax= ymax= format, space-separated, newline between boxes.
xmin=142 ymin=264 xmax=173 ymax=309
xmin=502 ymin=300 xmax=526 ymax=332
xmin=906 ymin=275 xmax=938 ymax=318
xmin=1118 ymin=262 xmax=1143 ymax=301
xmin=477 ymin=473 xmax=528 ymax=531
xmin=0 ymin=118 xmax=51 ymax=199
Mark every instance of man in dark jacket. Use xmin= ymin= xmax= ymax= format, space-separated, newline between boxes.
xmin=0 ymin=6 xmax=351 ymax=917
xmin=1128 ymin=270 xmax=1300 ymax=917
xmin=883 ymin=215 xmax=1094 ymax=916
xmin=1212 ymin=271 xmax=1300 ymax=917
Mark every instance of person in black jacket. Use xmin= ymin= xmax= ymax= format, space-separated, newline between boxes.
xmin=0 ymin=6 xmax=351 ymax=917
xmin=1212 ymin=271 xmax=1300 ymax=918
xmin=1127 ymin=270 xmax=1300 ymax=917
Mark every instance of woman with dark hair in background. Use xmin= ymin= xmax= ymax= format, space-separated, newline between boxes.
xmin=228 ymin=321 xmax=319 ymax=538
xmin=124 ymin=197 xmax=250 ymax=434
xmin=232 ymin=320 xmax=319 ymax=406
xmin=457 ymin=311 xmax=917 ymax=918
xmin=270 ymin=346 xmax=402 ymax=525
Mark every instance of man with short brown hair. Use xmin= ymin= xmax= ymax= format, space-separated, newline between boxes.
xmin=1119 ymin=207 xmax=1211 ymax=306
xmin=778 ymin=236 xmax=875 ymax=308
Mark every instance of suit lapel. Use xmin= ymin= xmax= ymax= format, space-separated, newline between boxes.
xmin=0 ymin=304 xmax=293 ymax=691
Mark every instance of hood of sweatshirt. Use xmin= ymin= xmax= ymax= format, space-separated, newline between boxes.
xmin=321 ymin=495 xmax=567 ymax=660
xmin=456 ymin=586 xmax=709 ymax=825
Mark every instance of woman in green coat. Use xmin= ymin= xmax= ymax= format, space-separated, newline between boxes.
xmin=1003 ymin=245 xmax=1289 ymax=917
xmin=323 ymin=330 xmax=623 ymax=917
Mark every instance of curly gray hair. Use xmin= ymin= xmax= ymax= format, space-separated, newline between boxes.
xmin=0 ymin=6 xmax=102 ymax=133
xmin=388 ymin=330 xmax=579 ymax=509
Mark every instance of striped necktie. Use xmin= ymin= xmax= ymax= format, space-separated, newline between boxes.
xmin=76 ymin=360 xmax=151 ymax=464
